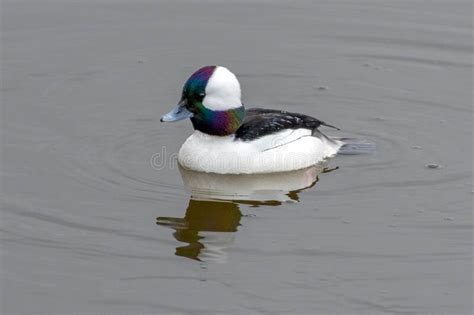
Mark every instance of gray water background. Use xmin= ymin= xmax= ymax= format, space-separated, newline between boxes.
xmin=1 ymin=0 xmax=472 ymax=314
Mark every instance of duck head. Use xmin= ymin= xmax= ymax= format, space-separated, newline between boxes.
xmin=161 ymin=66 xmax=245 ymax=136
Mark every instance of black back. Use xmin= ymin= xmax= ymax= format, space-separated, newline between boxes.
xmin=235 ymin=108 xmax=338 ymax=141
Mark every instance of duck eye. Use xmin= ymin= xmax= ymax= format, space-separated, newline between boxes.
xmin=197 ymin=92 xmax=205 ymax=100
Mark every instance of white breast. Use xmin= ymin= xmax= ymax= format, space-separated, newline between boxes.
xmin=178 ymin=130 xmax=342 ymax=174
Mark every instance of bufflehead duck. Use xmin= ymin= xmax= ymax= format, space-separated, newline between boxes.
xmin=161 ymin=66 xmax=342 ymax=174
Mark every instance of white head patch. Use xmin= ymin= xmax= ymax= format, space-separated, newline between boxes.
xmin=203 ymin=66 xmax=242 ymax=111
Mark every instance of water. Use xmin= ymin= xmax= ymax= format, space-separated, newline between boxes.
xmin=1 ymin=0 xmax=472 ymax=314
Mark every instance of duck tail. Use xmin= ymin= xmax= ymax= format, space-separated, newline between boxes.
xmin=320 ymin=121 xmax=340 ymax=130
xmin=312 ymin=128 xmax=341 ymax=145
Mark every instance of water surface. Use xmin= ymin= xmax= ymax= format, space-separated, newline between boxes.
xmin=1 ymin=0 xmax=472 ymax=314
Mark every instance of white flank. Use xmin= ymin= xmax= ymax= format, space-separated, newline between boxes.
xmin=178 ymin=130 xmax=343 ymax=174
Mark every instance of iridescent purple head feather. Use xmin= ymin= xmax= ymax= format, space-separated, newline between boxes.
xmin=183 ymin=66 xmax=216 ymax=100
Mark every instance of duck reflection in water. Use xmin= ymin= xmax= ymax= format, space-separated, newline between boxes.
xmin=156 ymin=164 xmax=337 ymax=263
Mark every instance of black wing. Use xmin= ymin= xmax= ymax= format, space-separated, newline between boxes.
xmin=235 ymin=108 xmax=339 ymax=141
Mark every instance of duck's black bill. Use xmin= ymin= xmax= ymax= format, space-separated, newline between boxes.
xmin=160 ymin=100 xmax=193 ymax=122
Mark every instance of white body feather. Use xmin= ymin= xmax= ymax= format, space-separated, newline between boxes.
xmin=178 ymin=129 xmax=342 ymax=174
